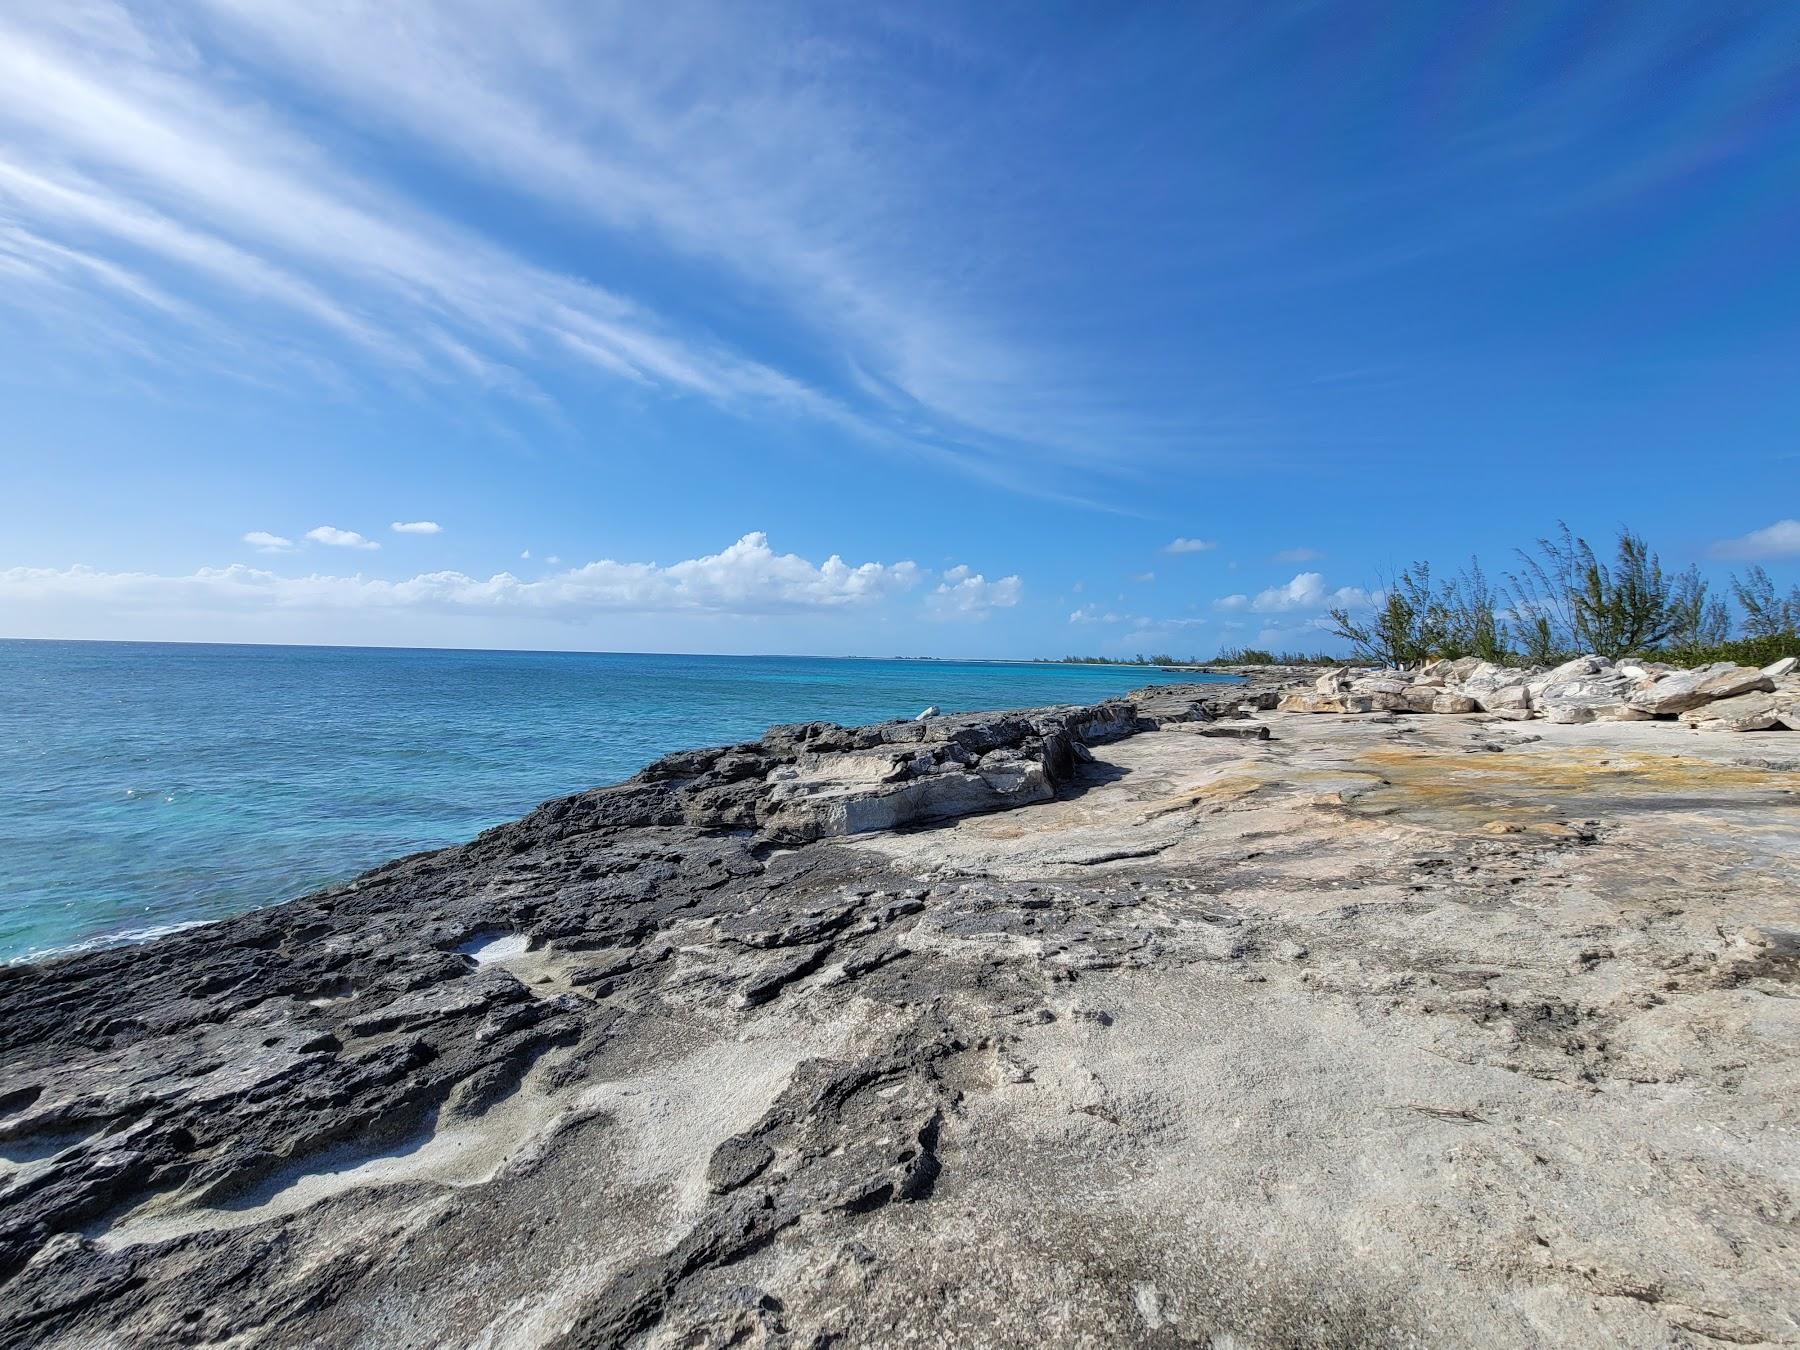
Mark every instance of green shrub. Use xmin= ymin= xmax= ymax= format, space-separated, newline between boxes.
xmin=1213 ymin=646 xmax=1340 ymax=666
xmin=1506 ymin=524 xmax=1726 ymax=660
xmin=1656 ymin=633 xmax=1800 ymax=668
xmin=1732 ymin=567 xmax=1800 ymax=639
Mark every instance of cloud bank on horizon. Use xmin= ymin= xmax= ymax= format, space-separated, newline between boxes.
xmin=1 ymin=3 xmax=1797 ymax=656
xmin=0 ymin=533 xmax=1026 ymax=645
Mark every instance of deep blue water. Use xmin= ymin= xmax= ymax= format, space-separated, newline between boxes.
xmin=0 ymin=641 xmax=1233 ymax=962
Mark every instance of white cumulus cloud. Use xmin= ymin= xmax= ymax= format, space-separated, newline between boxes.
xmin=1248 ymin=572 xmax=1378 ymax=613
xmin=0 ymin=533 xmax=921 ymax=622
xmin=1215 ymin=572 xmax=1378 ymax=614
xmin=306 ymin=525 xmax=380 ymax=550
xmin=1069 ymin=605 xmax=1124 ymax=624
xmin=926 ymin=565 xmax=1021 ymax=621
xmin=1164 ymin=537 xmax=1217 ymax=554
xmin=241 ymin=530 xmax=293 ymax=553
xmin=391 ymin=520 xmax=442 ymax=535
xmin=1711 ymin=519 xmax=1800 ymax=560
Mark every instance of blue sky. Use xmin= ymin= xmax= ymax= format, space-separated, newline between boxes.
xmin=1 ymin=1 xmax=1797 ymax=657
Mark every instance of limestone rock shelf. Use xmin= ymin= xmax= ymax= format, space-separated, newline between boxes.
xmin=3 ymin=671 xmax=1796 ymax=1348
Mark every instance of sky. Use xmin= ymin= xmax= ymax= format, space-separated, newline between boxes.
xmin=1 ymin=1 xmax=1797 ymax=658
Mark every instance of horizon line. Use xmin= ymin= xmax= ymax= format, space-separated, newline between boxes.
xmin=0 ymin=635 xmax=1235 ymax=666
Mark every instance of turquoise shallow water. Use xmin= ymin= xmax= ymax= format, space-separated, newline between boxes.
xmin=0 ymin=641 xmax=1233 ymax=962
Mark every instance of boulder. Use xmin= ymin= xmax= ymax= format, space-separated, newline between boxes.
xmin=1542 ymin=700 xmax=1654 ymax=725
xmin=1443 ymin=656 xmax=1486 ymax=682
xmin=1473 ymin=684 xmax=1533 ymax=714
xmin=1194 ymin=722 xmax=1272 ymax=741
xmin=1429 ymin=692 xmax=1478 ymax=715
xmin=1459 ymin=660 xmax=1508 ymax=687
xmin=1628 ymin=664 xmax=1770 ymax=716
xmin=1679 ymin=691 xmax=1783 ymax=733
xmin=1279 ymin=691 xmax=1381 ymax=715
xmin=1697 ymin=665 xmax=1778 ymax=701
xmin=1762 ymin=656 xmax=1798 ymax=680
xmin=1533 ymin=670 xmax=1649 ymax=725
xmin=1457 ymin=663 xmax=1538 ymax=711
xmin=1401 ymin=685 xmax=1442 ymax=714
xmin=1314 ymin=667 xmax=1353 ymax=694
xmin=1349 ymin=674 xmax=1412 ymax=697
xmin=1548 ymin=655 xmax=1610 ymax=679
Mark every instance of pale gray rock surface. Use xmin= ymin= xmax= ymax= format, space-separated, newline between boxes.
xmin=3 ymin=674 xmax=1797 ymax=1348
xmin=1678 ymin=690 xmax=1783 ymax=732
xmin=1267 ymin=654 xmax=1799 ymax=735
xmin=1629 ymin=663 xmax=1758 ymax=715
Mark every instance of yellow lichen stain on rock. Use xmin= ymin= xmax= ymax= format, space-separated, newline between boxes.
xmin=1481 ymin=820 xmax=1583 ymax=838
xmin=1142 ymin=775 xmax=1263 ymax=821
xmin=1359 ymin=746 xmax=1799 ymax=796
xmin=1340 ymin=746 xmax=1800 ymax=836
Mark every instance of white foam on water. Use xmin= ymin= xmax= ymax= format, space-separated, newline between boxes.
xmin=8 ymin=919 xmax=217 ymax=967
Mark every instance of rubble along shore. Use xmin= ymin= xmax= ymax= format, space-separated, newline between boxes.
xmin=1280 ymin=651 xmax=1800 ymax=729
xmin=2 ymin=668 xmax=1796 ymax=1348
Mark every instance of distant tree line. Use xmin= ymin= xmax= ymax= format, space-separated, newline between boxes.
xmin=1323 ymin=523 xmax=1799 ymax=669
xmin=1212 ymin=646 xmax=1343 ymax=666
xmin=1041 ymin=654 xmax=1196 ymax=666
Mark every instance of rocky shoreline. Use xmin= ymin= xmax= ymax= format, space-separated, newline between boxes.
xmin=1279 ymin=654 xmax=1800 ymax=729
xmin=3 ymin=669 xmax=1796 ymax=1347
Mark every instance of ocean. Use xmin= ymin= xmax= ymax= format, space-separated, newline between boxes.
xmin=0 ymin=641 xmax=1234 ymax=963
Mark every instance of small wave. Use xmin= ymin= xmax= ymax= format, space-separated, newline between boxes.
xmin=122 ymin=787 xmax=181 ymax=804
xmin=9 ymin=918 xmax=217 ymax=966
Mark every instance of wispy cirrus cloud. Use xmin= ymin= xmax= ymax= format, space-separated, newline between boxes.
xmin=1164 ymin=537 xmax=1217 ymax=555
xmin=1069 ymin=604 xmax=1204 ymax=633
xmin=0 ymin=1 xmax=1171 ymax=503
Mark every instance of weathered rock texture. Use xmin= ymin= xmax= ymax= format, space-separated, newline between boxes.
xmin=3 ymin=679 xmax=1797 ymax=1348
xmin=1280 ymin=654 xmax=1800 ymax=731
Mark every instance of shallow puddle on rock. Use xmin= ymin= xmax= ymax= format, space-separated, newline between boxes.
xmin=94 ymin=1060 xmax=566 ymax=1251
xmin=0 ymin=1126 xmax=101 ymax=1190
xmin=459 ymin=931 xmax=530 ymax=964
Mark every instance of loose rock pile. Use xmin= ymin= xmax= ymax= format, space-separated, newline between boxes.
xmin=1279 ymin=653 xmax=1800 ymax=731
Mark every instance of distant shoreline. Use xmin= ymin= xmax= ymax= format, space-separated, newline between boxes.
xmin=2 ymin=635 xmax=1249 ymax=666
